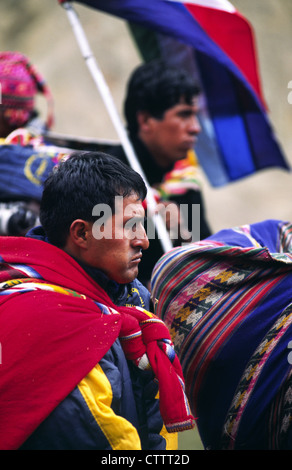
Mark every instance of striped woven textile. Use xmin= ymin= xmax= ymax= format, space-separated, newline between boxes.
xmin=151 ymin=219 xmax=292 ymax=449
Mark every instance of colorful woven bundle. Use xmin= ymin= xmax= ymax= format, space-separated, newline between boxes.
xmin=151 ymin=219 xmax=292 ymax=449
xmin=157 ymin=151 xmax=201 ymax=199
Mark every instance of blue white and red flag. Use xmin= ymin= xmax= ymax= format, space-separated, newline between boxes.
xmin=75 ymin=0 xmax=289 ymax=186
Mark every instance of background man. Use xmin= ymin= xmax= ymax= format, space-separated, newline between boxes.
xmin=0 ymin=51 xmax=55 ymax=236
xmin=111 ymin=59 xmax=212 ymax=286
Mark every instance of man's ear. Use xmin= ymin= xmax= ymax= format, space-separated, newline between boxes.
xmin=69 ymin=219 xmax=90 ymax=248
xmin=137 ymin=110 xmax=153 ymax=133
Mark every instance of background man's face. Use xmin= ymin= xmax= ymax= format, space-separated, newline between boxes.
xmin=140 ymin=97 xmax=201 ymax=168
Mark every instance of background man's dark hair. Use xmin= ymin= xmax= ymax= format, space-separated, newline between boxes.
xmin=40 ymin=151 xmax=147 ymax=247
xmin=124 ymin=59 xmax=200 ymax=137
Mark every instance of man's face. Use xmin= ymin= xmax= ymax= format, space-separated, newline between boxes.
xmin=82 ymin=193 xmax=149 ymax=284
xmin=139 ymin=97 xmax=201 ymax=168
xmin=0 ymin=108 xmax=15 ymax=138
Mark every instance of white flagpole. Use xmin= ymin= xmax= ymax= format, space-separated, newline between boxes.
xmin=60 ymin=1 xmax=173 ymax=253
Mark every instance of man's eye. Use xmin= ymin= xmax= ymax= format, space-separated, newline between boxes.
xmin=124 ymin=217 xmax=145 ymax=234
xmin=180 ymin=111 xmax=192 ymax=119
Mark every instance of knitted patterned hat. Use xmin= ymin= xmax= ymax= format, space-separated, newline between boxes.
xmin=0 ymin=51 xmax=54 ymax=129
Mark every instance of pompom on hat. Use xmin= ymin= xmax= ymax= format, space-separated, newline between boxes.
xmin=0 ymin=51 xmax=54 ymax=129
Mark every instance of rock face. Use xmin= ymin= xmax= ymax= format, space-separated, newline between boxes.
xmin=1 ymin=0 xmax=292 ymax=232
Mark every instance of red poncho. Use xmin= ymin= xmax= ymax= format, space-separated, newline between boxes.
xmin=0 ymin=237 xmax=194 ymax=449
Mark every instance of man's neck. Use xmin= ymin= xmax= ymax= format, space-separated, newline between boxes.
xmin=131 ymin=136 xmax=173 ymax=184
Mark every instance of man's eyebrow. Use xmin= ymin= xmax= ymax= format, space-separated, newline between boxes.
xmin=178 ymin=109 xmax=195 ymax=115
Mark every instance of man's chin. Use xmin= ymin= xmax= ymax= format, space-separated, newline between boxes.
xmin=115 ymin=269 xmax=138 ymax=285
xmin=174 ymin=152 xmax=189 ymax=162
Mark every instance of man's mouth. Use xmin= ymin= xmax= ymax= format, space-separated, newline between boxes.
xmin=184 ymin=138 xmax=197 ymax=149
xmin=131 ymin=251 xmax=143 ymax=263
xmin=131 ymin=255 xmax=142 ymax=263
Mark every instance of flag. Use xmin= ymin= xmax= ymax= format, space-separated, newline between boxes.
xmin=0 ymin=130 xmax=68 ymax=201
xmin=74 ymin=0 xmax=289 ymax=186
xmin=0 ymin=145 xmax=56 ymax=200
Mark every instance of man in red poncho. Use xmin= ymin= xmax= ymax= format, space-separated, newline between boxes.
xmin=0 ymin=151 xmax=194 ymax=450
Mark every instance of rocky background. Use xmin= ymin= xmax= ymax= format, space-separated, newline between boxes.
xmin=1 ymin=0 xmax=292 ymax=234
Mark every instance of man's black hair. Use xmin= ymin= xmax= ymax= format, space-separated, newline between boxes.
xmin=124 ymin=59 xmax=200 ymax=136
xmin=40 ymin=151 xmax=147 ymax=247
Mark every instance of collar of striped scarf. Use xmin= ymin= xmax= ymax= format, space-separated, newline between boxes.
xmin=0 ymin=236 xmax=194 ymax=449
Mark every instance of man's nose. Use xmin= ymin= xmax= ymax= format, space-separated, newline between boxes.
xmin=188 ymin=115 xmax=201 ymax=135
xmin=132 ymin=226 xmax=149 ymax=250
